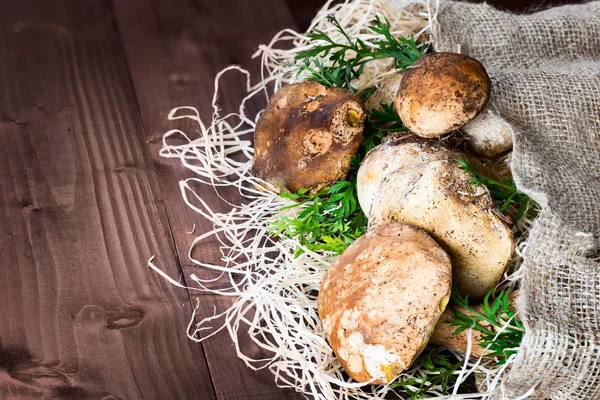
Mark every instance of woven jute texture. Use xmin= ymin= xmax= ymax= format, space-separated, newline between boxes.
xmin=434 ymin=2 xmax=600 ymax=398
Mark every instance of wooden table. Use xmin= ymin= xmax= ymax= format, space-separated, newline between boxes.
xmin=0 ymin=0 xmax=308 ymax=398
xmin=0 ymin=0 xmax=583 ymax=399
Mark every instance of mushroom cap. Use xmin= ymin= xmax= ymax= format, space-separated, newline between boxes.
xmin=395 ymin=52 xmax=491 ymax=138
xmin=318 ymin=223 xmax=452 ymax=384
xmin=357 ymin=134 xmax=469 ymax=217
xmin=369 ymin=160 xmax=514 ymax=299
xmin=252 ymin=81 xmax=366 ymax=193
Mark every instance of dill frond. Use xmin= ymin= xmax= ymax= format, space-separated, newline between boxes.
xmin=294 ymin=15 xmax=427 ymax=91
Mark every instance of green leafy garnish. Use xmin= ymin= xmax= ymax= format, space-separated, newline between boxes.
xmin=390 ymin=346 xmax=464 ymax=398
xmin=456 ymin=158 xmax=537 ymax=223
xmin=269 ymin=180 xmax=366 ymax=256
xmin=447 ymin=286 xmax=524 ymax=365
xmin=294 ymin=15 xmax=427 ymax=91
xmin=269 ymin=99 xmax=408 ymax=256
xmin=358 ymin=85 xmax=377 ymax=102
xmin=370 ymin=102 xmax=408 ymax=132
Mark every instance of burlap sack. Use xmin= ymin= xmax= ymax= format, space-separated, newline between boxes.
xmin=433 ymin=2 xmax=600 ymax=398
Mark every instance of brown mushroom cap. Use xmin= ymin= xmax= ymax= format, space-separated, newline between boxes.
xmin=318 ymin=223 xmax=452 ymax=383
xmin=395 ymin=52 xmax=491 ymax=138
xmin=252 ymin=81 xmax=366 ymax=193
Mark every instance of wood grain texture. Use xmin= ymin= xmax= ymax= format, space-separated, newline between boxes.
xmin=112 ymin=0 xmax=304 ymax=399
xmin=0 ymin=1 xmax=215 ymax=399
xmin=283 ymin=0 xmax=591 ymax=31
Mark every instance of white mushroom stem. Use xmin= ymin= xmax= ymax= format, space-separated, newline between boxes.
xmin=461 ymin=105 xmax=514 ymax=158
xmin=364 ymin=72 xmax=403 ymax=113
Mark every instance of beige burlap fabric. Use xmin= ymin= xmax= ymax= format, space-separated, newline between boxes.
xmin=434 ymin=2 xmax=600 ymax=398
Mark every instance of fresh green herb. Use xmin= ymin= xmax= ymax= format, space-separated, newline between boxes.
xmin=294 ymin=15 xmax=427 ymax=91
xmin=370 ymin=102 xmax=408 ymax=133
xmin=273 ymin=14 xmax=419 ymax=255
xmin=390 ymin=346 xmax=464 ymax=398
xmin=350 ymin=102 xmax=407 ymax=170
xmin=447 ymin=286 xmax=524 ymax=365
xmin=269 ymin=180 xmax=366 ymax=256
xmin=456 ymin=158 xmax=537 ymax=223
xmin=269 ymin=100 xmax=398 ymax=255
xmin=358 ymin=85 xmax=377 ymax=102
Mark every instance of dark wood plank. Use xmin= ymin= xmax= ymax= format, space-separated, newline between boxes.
xmin=283 ymin=0 xmax=591 ymax=30
xmin=285 ymin=0 xmax=327 ymax=31
xmin=0 ymin=1 xmax=215 ymax=399
xmin=112 ymin=0 xmax=304 ymax=399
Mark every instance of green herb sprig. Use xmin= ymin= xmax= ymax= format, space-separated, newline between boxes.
xmin=390 ymin=346 xmax=464 ymax=398
xmin=448 ymin=286 xmax=524 ymax=365
xmin=269 ymin=180 xmax=366 ymax=256
xmin=370 ymin=102 xmax=408 ymax=132
xmin=295 ymin=15 xmax=426 ymax=91
xmin=456 ymin=158 xmax=536 ymax=223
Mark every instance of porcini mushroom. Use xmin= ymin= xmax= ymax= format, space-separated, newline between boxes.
xmin=318 ymin=223 xmax=452 ymax=383
xmin=252 ymin=81 xmax=366 ymax=194
xmin=461 ymin=106 xmax=514 ymax=158
xmin=369 ymin=160 xmax=514 ymax=299
xmin=395 ymin=52 xmax=491 ymax=138
xmin=357 ymin=134 xmax=471 ymax=217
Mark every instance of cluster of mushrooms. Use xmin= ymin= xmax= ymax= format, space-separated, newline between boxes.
xmin=253 ymin=52 xmax=515 ymax=384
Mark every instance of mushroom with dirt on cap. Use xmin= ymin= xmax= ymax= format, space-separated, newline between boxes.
xmin=252 ymin=81 xmax=366 ymax=194
xmin=356 ymin=134 xmax=477 ymax=218
xmin=318 ymin=222 xmax=452 ymax=384
xmin=369 ymin=159 xmax=514 ymax=299
xmin=395 ymin=52 xmax=491 ymax=138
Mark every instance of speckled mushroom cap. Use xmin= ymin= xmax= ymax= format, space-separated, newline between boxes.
xmin=356 ymin=134 xmax=469 ymax=218
xmin=252 ymin=81 xmax=366 ymax=194
xmin=395 ymin=52 xmax=491 ymax=138
xmin=317 ymin=223 xmax=452 ymax=384
xmin=369 ymin=160 xmax=514 ymax=299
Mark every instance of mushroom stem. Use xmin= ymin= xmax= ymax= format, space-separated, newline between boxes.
xmin=461 ymin=105 xmax=514 ymax=158
xmin=430 ymin=290 xmax=520 ymax=358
